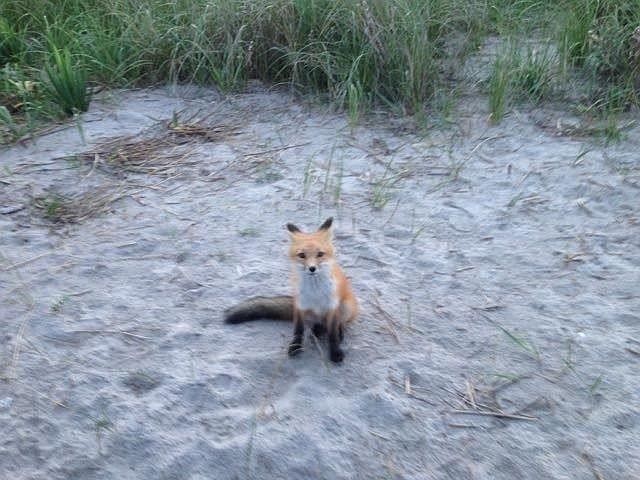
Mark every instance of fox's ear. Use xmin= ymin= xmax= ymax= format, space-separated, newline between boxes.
xmin=318 ymin=217 xmax=333 ymax=231
xmin=286 ymin=223 xmax=301 ymax=234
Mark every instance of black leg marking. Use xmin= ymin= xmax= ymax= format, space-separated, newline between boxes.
xmin=328 ymin=321 xmax=344 ymax=363
xmin=288 ymin=316 xmax=304 ymax=357
xmin=311 ymin=323 xmax=326 ymax=338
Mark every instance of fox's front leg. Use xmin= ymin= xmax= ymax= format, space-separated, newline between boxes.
xmin=327 ymin=312 xmax=344 ymax=363
xmin=288 ymin=309 xmax=304 ymax=357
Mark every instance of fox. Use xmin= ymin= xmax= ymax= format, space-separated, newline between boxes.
xmin=223 ymin=217 xmax=358 ymax=363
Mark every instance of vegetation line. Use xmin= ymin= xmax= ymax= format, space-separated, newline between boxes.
xmin=1 ymin=0 xmax=639 ymax=142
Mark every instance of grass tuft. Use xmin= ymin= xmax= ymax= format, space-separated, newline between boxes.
xmin=488 ymin=42 xmax=556 ymax=123
xmin=0 ymin=0 xmax=638 ymax=137
xmin=558 ymin=0 xmax=640 ymax=112
xmin=43 ymin=47 xmax=91 ymax=116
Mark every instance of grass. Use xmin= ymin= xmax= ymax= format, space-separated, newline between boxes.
xmin=43 ymin=47 xmax=91 ymax=116
xmin=562 ymin=341 xmax=606 ymax=395
xmin=238 ymin=227 xmax=260 ymax=237
xmin=488 ymin=42 xmax=556 ymax=123
xmin=50 ymin=295 xmax=68 ymax=313
xmin=33 ymin=187 xmax=128 ymax=224
xmin=0 ymin=0 xmax=638 ymax=141
xmin=558 ymin=0 xmax=640 ymax=107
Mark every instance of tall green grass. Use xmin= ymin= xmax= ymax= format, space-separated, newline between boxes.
xmin=0 ymin=1 xmax=485 ymax=110
xmin=488 ymin=42 xmax=556 ymax=122
xmin=0 ymin=0 xmax=638 ymax=141
xmin=558 ymin=0 xmax=640 ymax=111
xmin=44 ymin=47 xmax=91 ymax=115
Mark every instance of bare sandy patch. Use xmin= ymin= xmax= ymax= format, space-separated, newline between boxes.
xmin=1 ymin=83 xmax=639 ymax=479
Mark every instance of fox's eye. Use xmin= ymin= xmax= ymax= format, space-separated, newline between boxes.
xmin=317 ymin=252 xmax=324 ymax=258
xmin=297 ymin=252 xmax=306 ymax=259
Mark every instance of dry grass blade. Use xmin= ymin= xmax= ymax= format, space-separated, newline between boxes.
xmin=168 ymin=122 xmax=240 ymax=141
xmin=75 ymin=136 xmax=196 ymax=176
xmin=369 ymin=295 xmax=400 ymax=344
xmin=72 ymin=329 xmax=151 ymax=340
xmin=33 ymin=186 xmax=129 ymax=224
xmin=449 ymin=409 xmax=537 ymax=421
xmin=56 ymin=122 xmax=239 ymax=177
xmin=446 ymin=379 xmax=537 ymax=422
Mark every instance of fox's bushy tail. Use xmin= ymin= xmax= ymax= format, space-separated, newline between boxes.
xmin=223 ymin=296 xmax=294 ymax=324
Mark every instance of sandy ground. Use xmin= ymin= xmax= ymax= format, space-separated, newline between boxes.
xmin=1 ymin=80 xmax=639 ymax=480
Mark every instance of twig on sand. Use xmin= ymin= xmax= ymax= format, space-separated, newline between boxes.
xmin=370 ymin=293 xmax=400 ymax=344
xmin=2 ymin=252 xmax=54 ymax=272
xmin=444 ymin=379 xmax=538 ymax=421
xmin=177 ymin=267 xmax=217 ymax=289
xmin=72 ymin=329 xmax=151 ymax=340
xmin=63 ymin=289 xmax=93 ymax=297
xmin=370 ymin=430 xmax=392 ymax=440
xmin=243 ymin=142 xmax=311 ymax=157
xmin=456 ymin=266 xmax=475 ymax=273
xmin=447 ymin=423 xmax=482 ymax=429
xmin=14 ymin=380 xmax=68 ymax=408
xmin=470 ymin=304 xmax=505 ymax=312
xmin=449 ymin=409 xmax=537 ymax=421
xmin=388 ymin=376 xmax=437 ymax=406
xmin=112 ymin=254 xmax=174 ymax=261
xmin=23 ymin=336 xmax=52 ymax=363
xmin=465 ymin=379 xmax=477 ymax=409
xmin=581 ymin=452 xmax=605 ymax=480
xmin=5 ymin=315 xmax=30 ymax=380
xmin=442 ymin=384 xmax=499 ymax=413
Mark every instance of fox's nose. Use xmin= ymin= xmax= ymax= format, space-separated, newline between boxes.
xmin=308 ymin=266 xmax=316 ymax=273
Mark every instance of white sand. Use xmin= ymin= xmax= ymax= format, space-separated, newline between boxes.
xmin=1 ymin=83 xmax=639 ymax=479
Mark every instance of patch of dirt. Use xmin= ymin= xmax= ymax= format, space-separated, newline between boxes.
xmin=1 ymin=84 xmax=639 ymax=479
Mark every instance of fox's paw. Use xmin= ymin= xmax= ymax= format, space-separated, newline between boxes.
xmin=288 ymin=341 xmax=304 ymax=357
xmin=329 ymin=347 xmax=344 ymax=363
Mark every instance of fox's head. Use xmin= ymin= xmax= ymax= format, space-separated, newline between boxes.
xmin=286 ymin=217 xmax=335 ymax=276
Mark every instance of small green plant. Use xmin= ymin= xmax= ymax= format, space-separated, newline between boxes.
xmin=94 ymin=414 xmax=114 ymax=454
xmin=370 ymin=159 xmax=409 ymax=210
xmin=51 ymin=295 xmax=68 ymax=313
xmin=0 ymin=106 xmax=22 ymax=141
xmin=238 ymin=227 xmax=259 ymax=237
xmin=214 ymin=251 xmax=230 ymax=262
xmin=498 ymin=324 xmax=539 ymax=360
xmin=333 ymin=159 xmax=344 ymax=205
xmin=346 ymin=80 xmax=364 ymax=127
xmin=42 ymin=196 xmax=64 ymax=221
xmin=0 ymin=16 xmax=25 ymax=65
xmin=255 ymin=166 xmax=284 ymax=184
xmin=302 ymin=158 xmax=315 ymax=198
xmin=488 ymin=43 xmax=556 ymax=123
xmin=489 ymin=372 xmax=520 ymax=382
xmin=44 ymin=47 xmax=91 ymax=116
xmin=588 ymin=374 xmax=603 ymax=395
xmin=210 ymin=26 xmax=249 ymax=92
xmin=371 ymin=178 xmax=393 ymax=210
xmin=488 ymin=56 xmax=510 ymax=123
xmin=603 ymin=114 xmax=624 ymax=143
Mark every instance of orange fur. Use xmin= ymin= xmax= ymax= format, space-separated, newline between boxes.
xmin=224 ymin=217 xmax=358 ymax=362
xmin=287 ymin=221 xmax=358 ymax=324
xmin=286 ymin=217 xmax=357 ymax=362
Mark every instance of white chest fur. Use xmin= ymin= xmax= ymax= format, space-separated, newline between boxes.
xmin=295 ymin=264 xmax=338 ymax=316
